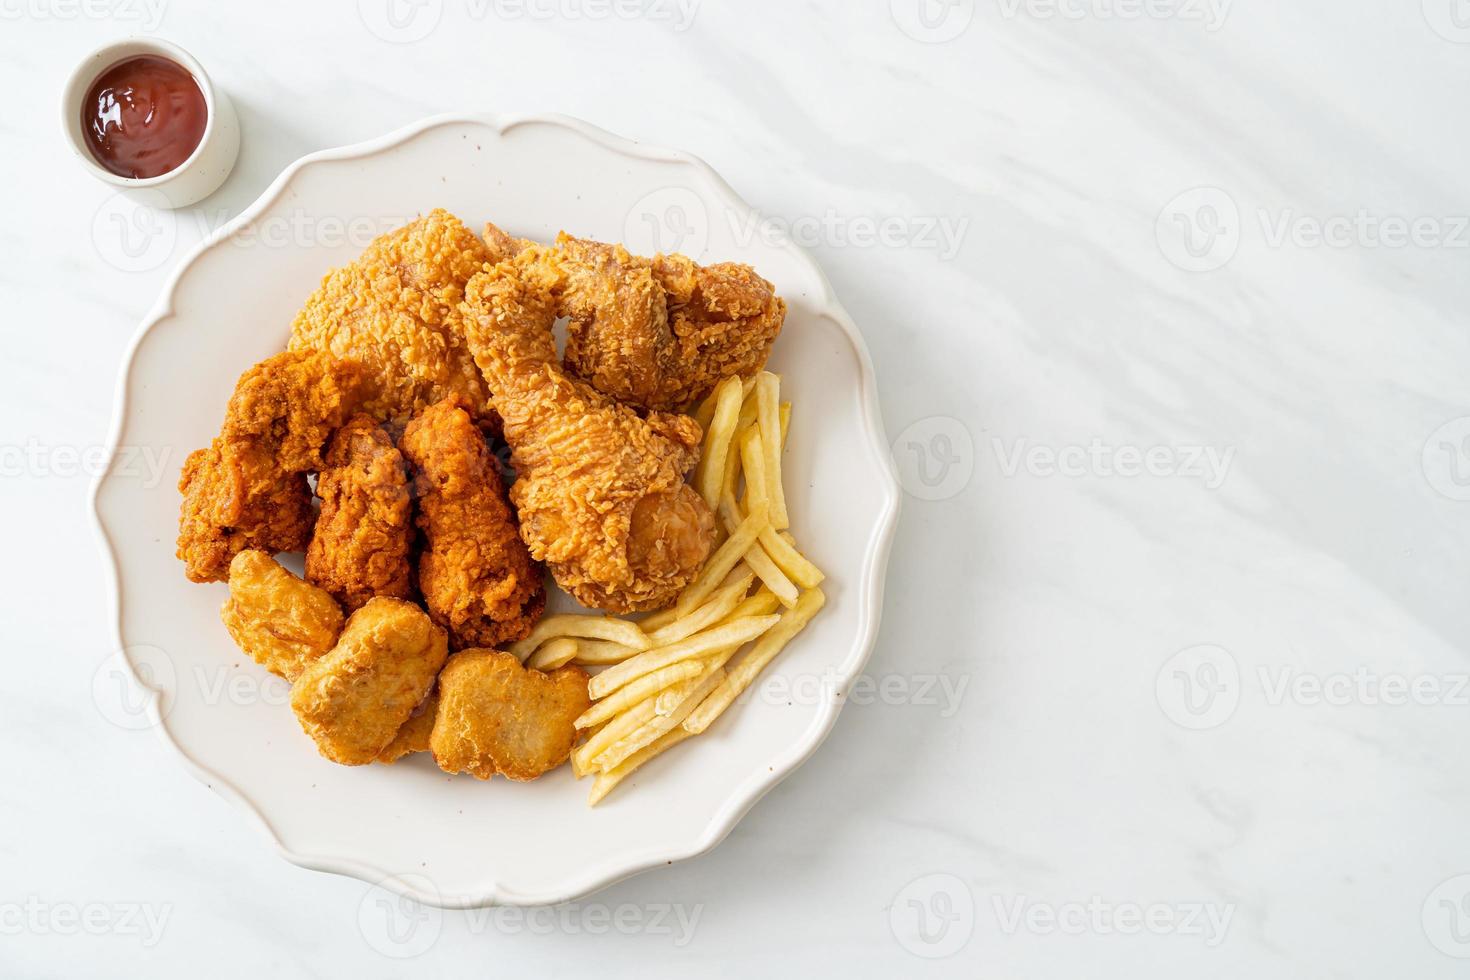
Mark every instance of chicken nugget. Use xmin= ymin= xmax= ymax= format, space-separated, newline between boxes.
xmin=376 ymin=692 xmax=438 ymax=764
xmin=291 ymin=597 xmax=448 ymax=766
xmin=431 ymin=649 xmax=590 ymax=781
xmin=306 ymin=416 xmax=415 ymax=610
xmin=400 ymin=398 xmax=546 ymax=649
xmin=221 ymin=551 xmax=344 ymax=680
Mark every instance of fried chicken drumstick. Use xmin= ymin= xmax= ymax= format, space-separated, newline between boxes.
xmin=460 ymin=248 xmax=717 ymax=613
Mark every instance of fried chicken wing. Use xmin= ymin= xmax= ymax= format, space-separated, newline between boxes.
xmin=399 ymin=397 xmax=546 ymax=649
xmin=461 ymin=251 xmax=717 ymax=613
xmin=176 ymin=350 xmax=368 ymax=582
xmin=290 ymin=210 xmax=497 ymax=422
xmin=178 ymin=440 xmax=315 ymax=582
xmin=306 ymin=415 xmax=414 ymax=610
xmin=487 ymin=225 xmax=784 ymax=411
xmin=221 ymin=550 xmax=344 ymax=680
xmin=290 ymin=597 xmax=448 ymax=766
xmin=430 ymin=648 xmax=590 ymax=781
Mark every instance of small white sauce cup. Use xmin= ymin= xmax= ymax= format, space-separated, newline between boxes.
xmin=61 ymin=37 xmax=240 ymax=209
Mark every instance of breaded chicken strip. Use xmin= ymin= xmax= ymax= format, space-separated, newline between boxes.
xmin=431 ymin=649 xmax=590 ymax=781
xmin=484 ymin=224 xmax=784 ymax=411
xmin=291 ymin=597 xmax=448 ymax=766
xmin=461 ymin=251 xmax=716 ymax=613
xmin=221 ymin=550 xmax=344 ymax=680
xmin=289 ymin=210 xmax=496 ymax=422
xmin=176 ymin=350 xmax=369 ymax=582
xmin=376 ymin=691 xmax=438 ymax=764
xmin=306 ymin=416 xmax=414 ymax=610
xmin=399 ymin=397 xmax=546 ymax=649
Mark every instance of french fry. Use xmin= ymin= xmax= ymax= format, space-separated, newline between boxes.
xmin=648 ymin=569 xmax=754 ymax=647
xmin=573 ymin=697 xmax=657 ymax=774
xmin=697 ymin=377 xmax=745 ymax=507
xmin=575 ymin=659 xmax=707 ymax=730
xmin=525 ymin=636 xmax=579 ymax=671
xmin=592 ymin=663 xmax=730 ymax=774
xmin=780 ymin=401 xmax=791 ymax=448
xmin=693 ymin=376 xmax=758 ymax=431
xmin=674 ymin=505 xmax=768 ymax=617
xmin=743 ymin=537 xmax=799 ymax=607
xmin=588 ymin=613 xmax=781 ymax=699
xmin=510 ymin=614 xmax=652 ymax=661
xmin=759 ymin=528 xmax=824 ymax=589
xmin=683 ymin=588 xmax=826 ymax=735
xmin=588 ymin=727 xmax=696 ymax=806
xmin=738 ymin=426 xmax=768 ymax=516
xmin=593 ymin=679 xmax=704 ymax=772
xmin=756 ymin=373 xmax=788 ymax=530
xmin=730 ymin=589 xmax=783 ymax=620
xmin=574 ymin=639 xmax=639 ymax=666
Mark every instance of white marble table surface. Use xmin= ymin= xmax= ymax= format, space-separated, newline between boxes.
xmin=4 ymin=1 xmax=1468 ymax=976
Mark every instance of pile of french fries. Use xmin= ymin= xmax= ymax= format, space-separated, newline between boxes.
xmin=509 ymin=371 xmax=826 ymax=805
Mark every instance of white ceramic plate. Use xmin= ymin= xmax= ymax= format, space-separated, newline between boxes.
xmin=91 ymin=113 xmax=899 ymax=907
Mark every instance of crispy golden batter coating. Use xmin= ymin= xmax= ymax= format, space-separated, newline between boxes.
xmin=177 ymin=439 xmax=315 ymax=583
xmin=291 ymin=597 xmax=449 ymax=766
xmin=289 ymin=210 xmax=496 ymax=422
xmin=306 ymin=416 xmax=414 ymax=610
xmin=431 ymin=649 xmax=590 ymax=781
xmin=176 ymin=350 xmax=369 ymax=583
xmin=376 ymin=691 xmax=438 ymax=764
xmin=509 ymin=229 xmax=783 ymax=411
xmin=220 ymin=350 xmax=373 ymax=472
xmin=399 ymin=398 xmax=546 ymax=649
xmin=462 ymin=251 xmax=716 ymax=612
xmin=221 ymin=551 xmax=344 ymax=680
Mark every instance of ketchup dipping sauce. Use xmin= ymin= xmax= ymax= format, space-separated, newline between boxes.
xmin=81 ymin=55 xmax=207 ymax=179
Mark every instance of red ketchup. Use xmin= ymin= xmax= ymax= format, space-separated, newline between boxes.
xmin=81 ymin=55 xmax=208 ymax=179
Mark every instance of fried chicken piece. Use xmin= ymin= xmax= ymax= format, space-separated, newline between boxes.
xmin=461 ymin=250 xmax=716 ymax=612
xmin=177 ymin=440 xmax=315 ymax=583
xmin=306 ymin=416 xmax=414 ymax=610
xmin=289 ymin=209 xmax=497 ymax=422
xmin=220 ymin=349 xmax=374 ymax=471
xmin=399 ymin=397 xmax=546 ymax=649
xmin=220 ymin=550 xmax=344 ymax=680
xmin=290 ymin=597 xmax=448 ymax=766
xmin=176 ymin=350 xmax=369 ymax=582
xmin=431 ymin=649 xmax=590 ymax=781
xmin=488 ymin=226 xmax=784 ymax=411
xmin=376 ymin=692 xmax=438 ymax=764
